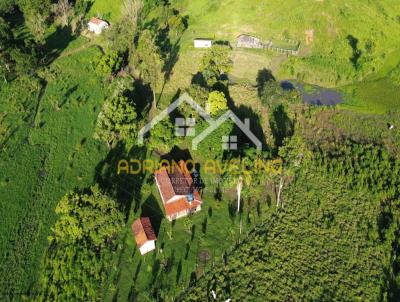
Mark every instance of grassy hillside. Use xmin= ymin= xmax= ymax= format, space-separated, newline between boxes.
xmin=0 ymin=37 xmax=109 ymax=297
xmin=160 ymin=0 xmax=400 ymax=114
xmin=173 ymin=0 xmax=400 ymax=83
xmin=88 ymin=0 xmax=123 ymax=22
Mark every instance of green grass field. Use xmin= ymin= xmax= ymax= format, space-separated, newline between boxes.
xmin=165 ymin=0 xmax=400 ymax=113
xmin=0 ymin=36 xmax=109 ymax=296
xmin=88 ymin=0 xmax=123 ymax=22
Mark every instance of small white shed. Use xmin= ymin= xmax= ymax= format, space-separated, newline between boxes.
xmin=88 ymin=17 xmax=109 ymax=34
xmin=132 ymin=217 xmax=157 ymax=256
xmin=194 ymin=38 xmax=213 ymax=48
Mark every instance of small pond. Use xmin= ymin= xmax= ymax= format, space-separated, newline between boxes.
xmin=281 ymin=80 xmax=344 ymax=106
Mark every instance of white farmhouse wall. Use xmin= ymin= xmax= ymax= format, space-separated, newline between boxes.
xmin=88 ymin=22 xmax=108 ymax=34
xmin=139 ymin=240 xmax=156 ymax=255
xmin=167 ymin=204 xmax=202 ymax=221
xmin=194 ymin=40 xmax=212 ymax=48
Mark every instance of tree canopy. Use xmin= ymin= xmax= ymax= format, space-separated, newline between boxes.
xmin=206 ymin=91 xmax=228 ymax=116
xmin=37 ymin=186 xmax=124 ymax=301
xmin=95 ymin=94 xmax=138 ymax=148
xmin=200 ymin=44 xmax=233 ymax=87
xmin=136 ymin=29 xmax=164 ymax=106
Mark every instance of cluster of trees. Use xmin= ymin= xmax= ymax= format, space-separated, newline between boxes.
xmin=256 ymin=69 xmax=302 ymax=152
xmin=0 ymin=0 xmax=91 ymax=83
xmin=94 ymin=91 xmax=138 ymax=149
xmin=36 ymin=186 xmax=124 ymax=301
xmin=101 ymin=0 xmax=188 ymax=109
xmin=177 ymin=44 xmax=233 ymax=158
xmin=94 ymin=0 xmax=190 ymax=150
xmin=199 ymin=44 xmax=233 ymax=88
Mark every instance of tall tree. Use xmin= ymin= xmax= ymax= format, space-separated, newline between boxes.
xmin=38 ymin=186 xmax=124 ymax=301
xmin=136 ymin=29 xmax=164 ymax=108
xmin=18 ymin=0 xmax=51 ymax=44
xmin=121 ymin=0 xmax=143 ymax=31
xmin=206 ymin=91 xmax=228 ymax=116
xmin=52 ymin=0 xmax=73 ymax=28
xmin=200 ymin=44 xmax=233 ymax=87
xmin=95 ymin=94 xmax=137 ymax=148
xmin=106 ymin=0 xmax=143 ymax=53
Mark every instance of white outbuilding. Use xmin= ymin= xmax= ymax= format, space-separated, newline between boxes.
xmin=132 ymin=217 xmax=157 ymax=255
xmin=194 ymin=38 xmax=213 ymax=48
xmin=87 ymin=17 xmax=109 ymax=34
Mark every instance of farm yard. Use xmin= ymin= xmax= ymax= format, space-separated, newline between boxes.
xmin=1 ymin=0 xmax=400 ymax=301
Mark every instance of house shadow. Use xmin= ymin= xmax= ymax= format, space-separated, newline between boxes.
xmin=158 ymin=146 xmax=205 ymax=194
xmin=94 ymin=142 xmax=147 ymax=219
xmin=43 ymin=26 xmax=76 ymax=65
xmin=160 ymin=146 xmax=193 ymax=163
xmin=140 ymin=194 xmax=164 ymax=237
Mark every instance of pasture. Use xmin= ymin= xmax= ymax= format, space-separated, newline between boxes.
xmin=0 ymin=36 xmax=109 ymax=296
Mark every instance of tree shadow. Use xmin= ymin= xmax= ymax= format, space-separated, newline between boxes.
xmin=202 ymin=217 xmax=207 ymax=234
xmin=151 ymin=259 xmax=161 ymax=283
xmin=132 ymin=79 xmax=152 ymax=119
xmin=165 ymin=249 xmax=175 ymax=274
xmin=160 ymin=146 xmax=193 ymax=163
xmin=256 ymin=68 xmax=275 ymax=96
xmin=141 ymin=194 xmax=164 ymax=236
xmin=163 ymin=39 xmax=180 ymax=80
xmin=59 ymin=85 xmax=78 ymax=108
xmin=269 ymin=104 xmax=294 ymax=149
xmin=176 ymin=260 xmax=183 ymax=283
xmin=128 ymin=285 xmax=138 ymax=302
xmin=191 ymin=224 xmax=196 ymax=241
xmin=184 ymin=242 xmax=190 ymax=260
xmin=191 ymin=72 xmax=208 ymax=88
xmin=44 ymin=26 xmax=76 ymax=65
xmin=133 ymin=260 xmax=142 ymax=282
xmin=347 ymin=35 xmax=362 ymax=69
xmin=94 ymin=142 xmax=147 ymax=219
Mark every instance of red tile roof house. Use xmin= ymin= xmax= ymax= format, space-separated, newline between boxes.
xmin=132 ymin=217 xmax=157 ymax=255
xmin=155 ymin=161 xmax=202 ymax=221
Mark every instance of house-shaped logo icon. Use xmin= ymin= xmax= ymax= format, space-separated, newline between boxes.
xmin=138 ymin=93 xmax=262 ymax=150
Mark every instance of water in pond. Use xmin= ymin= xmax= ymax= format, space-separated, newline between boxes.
xmin=281 ymin=81 xmax=344 ymax=105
